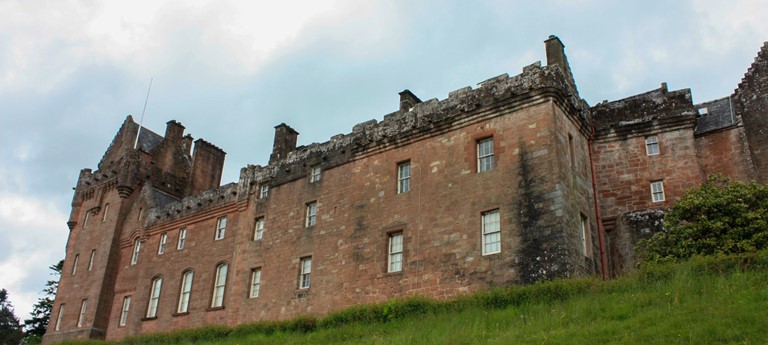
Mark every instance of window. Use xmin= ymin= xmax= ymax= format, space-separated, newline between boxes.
xmin=77 ymin=299 xmax=87 ymax=327
xmin=305 ymin=202 xmax=317 ymax=228
xmin=397 ymin=161 xmax=411 ymax=194
xmin=651 ymin=181 xmax=665 ymax=202
xmin=249 ymin=268 xmax=262 ymax=298
xmin=215 ymin=216 xmax=227 ymax=240
xmin=477 ymin=138 xmax=494 ymax=172
xmin=119 ymin=296 xmax=131 ymax=327
xmin=146 ymin=277 xmax=162 ymax=318
xmin=254 ymin=217 xmax=265 ymax=240
xmin=482 ymin=210 xmax=501 ymax=255
xmin=131 ymin=239 xmax=141 ymax=265
xmin=260 ymin=185 xmax=269 ymax=199
xmin=158 ymin=233 xmax=167 ymax=255
xmin=310 ymin=165 xmax=322 ymax=183
xmin=137 ymin=208 xmax=143 ymax=223
xmin=83 ymin=211 xmax=89 ymax=229
xmin=102 ymin=203 xmax=109 ymax=222
xmin=580 ymin=214 xmax=589 ymax=256
xmin=568 ymin=133 xmax=575 ymax=168
xmin=177 ymin=228 xmax=187 ymax=250
xmin=177 ymin=271 xmax=193 ymax=313
xmin=88 ymin=250 xmax=95 ymax=271
xmin=71 ymin=254 xmax=79 ymax=275
xmin=645 ymin=135 xmax=660 ymax=156
xmin=388 ymin=233 xmax=403 ymax=273
xmin=211 ymin=263 xmax=228 ymax=308
xmin=299 ymin=257 xmax=312 ymax=289
xmin=54 ymin=304 xmax=64 ymax=331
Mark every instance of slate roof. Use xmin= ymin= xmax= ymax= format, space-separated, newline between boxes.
xmin=694 ymin=97 xmax=736 ymax=135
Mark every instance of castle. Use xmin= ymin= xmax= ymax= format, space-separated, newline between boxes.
xmin=44 ymin=36 xmax=768 ymax=343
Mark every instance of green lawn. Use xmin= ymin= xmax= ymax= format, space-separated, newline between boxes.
xmin=61 ymin=253 xmax=768 ymax=345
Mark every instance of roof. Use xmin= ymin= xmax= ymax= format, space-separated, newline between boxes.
xmin=694 ymin=97 xmax=736 ymax=135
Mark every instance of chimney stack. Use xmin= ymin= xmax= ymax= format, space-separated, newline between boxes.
xmin=398 ymin=90 xmax=422 ymax=112
xmin=270 ymin=123 xmax=299 ymax=164
xmin=544 ymin=35 xmax=579 ymax=95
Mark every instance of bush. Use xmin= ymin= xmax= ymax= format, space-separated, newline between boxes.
xmin=640 ymin=175 xmax=768 ymax=263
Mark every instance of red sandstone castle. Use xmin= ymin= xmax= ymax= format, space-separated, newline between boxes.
xmin=44 ymin=36 xmax=768 ymax=343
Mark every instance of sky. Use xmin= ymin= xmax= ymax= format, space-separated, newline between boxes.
xmin=0 ymin=0 xmax=766 ymax=323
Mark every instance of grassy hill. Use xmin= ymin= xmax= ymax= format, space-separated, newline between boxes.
xmin=61 ymin=253 xmax=768 ymax=345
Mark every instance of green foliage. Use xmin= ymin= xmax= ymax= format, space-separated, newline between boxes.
xmin=640 ymin=175 xmax=768 ymax=263
xmin=0 ymin=288 xmax=24 ymax=345
xmin=24 ymin=260 xmax=63 ymax=338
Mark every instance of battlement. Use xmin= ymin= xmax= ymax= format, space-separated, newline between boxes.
xmin=146 ymin=182 xmax=238 ymax=227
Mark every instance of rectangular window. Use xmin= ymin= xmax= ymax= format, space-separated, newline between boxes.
xmin=646 ymin=135 xmax=660 ymax=156
xmin=119 ymin=296 xmax=131 ymax=327
xmin=131 ymin=239 xmax=141 ymax=265
xmin=397 ymin=161 xmax=411 ymax=194
xmin=477 ymin=138 xmax=495 ymax=172
xmin=260 ymin=185 xmax=269 ymax=199
xmin=211 ymin=264 xmax=228 ymax=308
xmin=158 ymin=233 xmax=167 ymax=255
xmin=568 ymin=133 xmax=575 ymax=168
xmin=651 ymin=181 xmax=665 ymax=202
xmin=102 ymin=203 xmax=109 ymax=223
xmin=177 ymin=228 xmax=187 ymax=250
xmin=388 ymin=233 xmax=403 ymax=273
xmin=137 ymin=208 xmax=143 ymax=223
xmin=254 ymin=217 xmax=265 ymax=240
xmin=482 ymin=210 xmax=501 ymax=255
xmin=310 ymin=166 xmax=322 ymax=183
xmin=305 ymin=202 xmax=317 ymax=228
xmin=299 ymin=257 xmax=312 ymax=289
xmin=215 ymin=216 xmax=227 ymax=240
xmin=580 ymin=214 xmax=589 ymax=256
xmin=88 ymin=250 xmax=95 ymax=272
xmin=55 ymin=304 xmax=64 ymax=331
xmin=178 ymin=271 xmax=193 ymax=313
xmin=146 ymin=277 xmax=162 ymax=318
xmin=77 ymin=299 xmax=87 ymax=327
xmin=249 ymin=268 xmax=262 ymax=298
xmin=72 ymin=254 xmax=79 ymax=275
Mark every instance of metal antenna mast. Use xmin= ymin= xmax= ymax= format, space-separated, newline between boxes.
xmin=134 ymin=77 xmax=154 ymax=149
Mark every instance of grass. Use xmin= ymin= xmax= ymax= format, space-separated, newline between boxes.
xmin=60 ymin=252 xmax=768 ymax=345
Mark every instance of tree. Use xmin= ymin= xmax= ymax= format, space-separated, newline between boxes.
xmin=24 ymin=260 xmax=63 ymax=338
xmin=640 ymin=175 xmax=768 ymax=262
xmin=0 ymin=288 xmax=23 ymax=345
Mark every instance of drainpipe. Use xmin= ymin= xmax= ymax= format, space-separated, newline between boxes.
xmin=588 ymin=126 xmax=608 ymax=280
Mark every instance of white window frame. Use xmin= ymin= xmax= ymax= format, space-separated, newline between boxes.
xmin=388 ymin=233 xmax=403 ymax=273
xmin=177 ymin=228 xmax=187 ymax=250
xmin=55 ymin=304 xmax=64 ymax=331
xmin=310 ymin=166 xmax=322 ymax=183
xmin=645 ymin=135 xmax=660 ymax=156
xmin=215 ymin=216 xmax=227 ymax=240
xmin=131 ymin=239 xmax=141 ymax=265
xmin=305 ymin=202 xmax=317 ymax=228
xmin=397 ymin=161 xmax=411 ymax=194
xmin=177 ymin=271 xmax=193 ymax=313
xmin=211 ymin=263 xmax=228 ymax=308
xmin=119 ymin=296 xmax=131 ymax=327
xmin=158 ymin=233 xmax=167 ymax=255
xmin=249 ymin=268 xmax=262 ymax=298
xmin=254 ymin=217 xmax=265 ymax=240
xmin=102 ymin=203 xmax=109 ymax=223
xmin=299 ymin=257 xmax=312 ymax=289
xmin=477 ymin=138 xmax=495 ymax=172
xmin=71 ymin=254 xmax=79 ymax=275
xmin=651 ymin=181 xmax=665 ymax=202
xmin=260 ymin=184 xmax=269 ymax=199
xmin=481 ymin=209 xmax=501 ymax=255
xmin=88 ymin=250 xmax=95 ymax=271
xmin=146 ymin=277 xmax=162 ymax=318
xmin=77 ymin=299 xmax=87 ymax=328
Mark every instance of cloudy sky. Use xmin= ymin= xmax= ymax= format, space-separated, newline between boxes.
xmin=0 ymin=0 xmax=766 ymax=322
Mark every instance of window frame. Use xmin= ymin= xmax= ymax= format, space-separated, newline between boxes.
xmin=580 ymin=213 xmax=589 ymax=256
xmin=305 ymin=202 xmax=317 ymax=228
xmin=249 ymin=268 xmax=262 ymax=298
xmin=254 ymin=217 xmax=265 ymax=241
xmin=651 ymin=181 xmax=665 ymax=202
xmin=177 ymin=228 xmax=187 ymax=250
xmin=77 ymin=299 xmax=87 ymax=328
xmin=177 ymin=270 xmax=193 ymax=314
xmin=477 ymin=137 xmax=495 ymax=173
xmin=211 ymin=263 xmax=228 ymax=308
xmin=88 ymin=250 xmax=95 ymax=272
xmin=388 ymin=232 xmax=404 ymax=273
xmin=54 ymin=304 xmax=64 ymax=331
xmin=645 ymin=135 xmax=660 ymax=156
xmin=481 ymin=209 xmax=501 ymax=255
xmin=119 ymin=296 xmax=131 ymax=327
xmin=71 ymin=254 xmax=79 ymax=275
xmin=158 ymin=233 xmax=168 ymax=255
xmin=299 ymin=257 xmax=312 ymax=289
xmin=215 ymin=216 xmax=227 ymax=240
xmin=83 ymin=210 xmax=90 ymax=229
xmin=131 ymin=239 xmax=141 ymax=266
xmin=260 ymin=184 xmax=269 ymax=199
xmin=146 ymin=277 xmax=162 ymax=318
xmin=397 ymin=161 xmax=411 ymax=194
xmin=309 ymin=165 xmax=322 ymax=183
xmin=102 ymin=203 xmax=109 ymax=223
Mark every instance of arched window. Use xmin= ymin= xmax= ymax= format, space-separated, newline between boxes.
xmin=177 ymin=270 xmax=193 ymax=313
xmin=146 ymin=277 xmax=162 ymax=318
xmin=211 ymin=263 xmax=228 ymax=308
